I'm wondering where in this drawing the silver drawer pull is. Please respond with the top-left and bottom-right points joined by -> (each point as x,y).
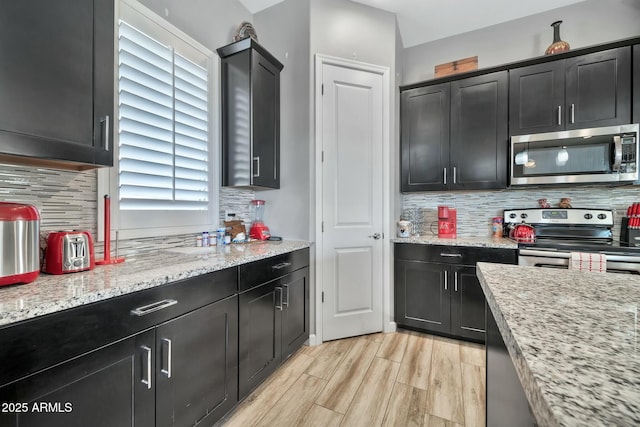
141,345 -> 152,389
131,299 -> 177,316
161,338 -> 172,378
283,284 -> 289,307
272,262 -> 292,270
440,253 -> 462,258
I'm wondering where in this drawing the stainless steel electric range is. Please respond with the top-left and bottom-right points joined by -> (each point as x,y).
503,208 -> 640,274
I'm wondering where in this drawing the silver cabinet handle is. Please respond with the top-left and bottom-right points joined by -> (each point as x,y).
570,103 -> 575,124
557,105 -> 562,125
141,345 -> 152,389
440,253 -> 462,258
272,262 -> 292,270
101,115 -> 110,151
443,167 -> 447,185
453,166 -> 457,184
275,286 -> 283,311
368,233 -> 382,240
444,273 -> 448,291
131,299 -> 177,316
253,156 -> 260,177
283,284 -> 289,307
161,338 -> 172,378
454,271 -> 458,292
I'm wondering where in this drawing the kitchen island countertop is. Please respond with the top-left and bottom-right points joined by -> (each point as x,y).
0,240 -> 311,327
392,235 -> 517,249
477,262 -> 640,426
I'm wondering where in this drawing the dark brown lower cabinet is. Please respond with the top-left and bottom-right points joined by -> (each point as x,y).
239,266 -> 309,399
0,330 -> 155,427
0,295 -> 238,427
156,295 -> 238,427
394,243 -> 517,343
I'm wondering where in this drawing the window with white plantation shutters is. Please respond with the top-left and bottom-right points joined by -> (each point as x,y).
118,21 -> 209,211
97,0 -> 217,239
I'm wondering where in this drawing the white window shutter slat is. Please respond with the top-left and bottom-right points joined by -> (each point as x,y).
118,19 -> 209,212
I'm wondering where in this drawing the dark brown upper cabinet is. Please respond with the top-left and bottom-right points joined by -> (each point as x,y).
218,39 -> 283,189
0,0 -> 114,170
401,71 -> 508,192
510,47 -> 631,136
401,83 -> 450,192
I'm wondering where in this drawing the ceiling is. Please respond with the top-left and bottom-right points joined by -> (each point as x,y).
238,0 -> 588,47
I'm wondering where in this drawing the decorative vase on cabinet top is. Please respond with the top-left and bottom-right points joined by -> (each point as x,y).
545,20 -> 570,55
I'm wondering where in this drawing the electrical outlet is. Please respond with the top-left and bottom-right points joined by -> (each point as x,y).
225,210 -> 237,220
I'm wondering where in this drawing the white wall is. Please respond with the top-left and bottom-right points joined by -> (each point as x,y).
403,0 -> 640,84
254,0 -> 311,241
138,0 -> 252,50
309,0 -> 399,236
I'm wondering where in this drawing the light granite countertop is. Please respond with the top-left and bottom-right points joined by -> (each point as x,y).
0,240 -> 311,328
392,235 -> 518,249
477,262 -> 640,427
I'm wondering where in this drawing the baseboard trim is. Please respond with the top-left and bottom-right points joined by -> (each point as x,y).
384,321 -> 397,333
308,334 -> 319,346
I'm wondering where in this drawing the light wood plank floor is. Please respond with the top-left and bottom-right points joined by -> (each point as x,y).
220,330 -> 485,427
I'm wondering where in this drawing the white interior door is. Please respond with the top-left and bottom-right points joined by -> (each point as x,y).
319,59 -> 385,341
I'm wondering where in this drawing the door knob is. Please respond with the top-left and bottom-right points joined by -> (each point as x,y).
368,233 -> 382,240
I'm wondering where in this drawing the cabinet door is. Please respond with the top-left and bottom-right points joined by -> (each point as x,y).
509,61 -> 565,135
156,296 -> 238,427
394,260 -> 450,334
635,45 -> 640,125
565,47 -> 631,130
0,0 -> 113,166
450,266 -> 485,342
239,281 -> 282,399
92,0 -> 115,166
282,267 -> 310,360
0,330 -> 155,427
450,71 -> 508,190
251,49 -> 280,189
400,84 -> 450,192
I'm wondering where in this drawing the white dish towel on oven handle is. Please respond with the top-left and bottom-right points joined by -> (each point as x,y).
569,252 -> 607,272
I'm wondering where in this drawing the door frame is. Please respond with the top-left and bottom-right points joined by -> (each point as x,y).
312,54 -> 394,345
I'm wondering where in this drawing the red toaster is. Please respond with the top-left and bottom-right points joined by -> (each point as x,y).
43,231 -> 95,275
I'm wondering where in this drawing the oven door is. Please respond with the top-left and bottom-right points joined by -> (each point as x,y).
510,124 -> 638,185
519,249 -> 640,274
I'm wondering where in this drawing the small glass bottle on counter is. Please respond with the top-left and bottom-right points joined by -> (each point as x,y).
492,217 -> 503,238
217,228 -> 226,244
202,231 -> 209,247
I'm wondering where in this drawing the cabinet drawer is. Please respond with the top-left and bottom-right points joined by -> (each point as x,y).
239,248 -> 310,292
395,243 -> 516,265
0,267 -> 237,386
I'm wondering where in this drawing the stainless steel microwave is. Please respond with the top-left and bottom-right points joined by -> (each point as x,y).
510,124 -> 639,186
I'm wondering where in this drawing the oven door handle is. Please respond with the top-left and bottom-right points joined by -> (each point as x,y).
519,249 -> 570,258
520,249 -> 640,264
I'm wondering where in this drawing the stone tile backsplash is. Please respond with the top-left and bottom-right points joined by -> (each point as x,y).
2,163 -> 638,254
0,164 -> 254,257
402,185 -> 640,240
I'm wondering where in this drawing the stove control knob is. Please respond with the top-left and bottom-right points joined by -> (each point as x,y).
509,213 -> 517,219
520,213 -> 528,219
597,213 -> 607,220
584,213 -> 593,220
